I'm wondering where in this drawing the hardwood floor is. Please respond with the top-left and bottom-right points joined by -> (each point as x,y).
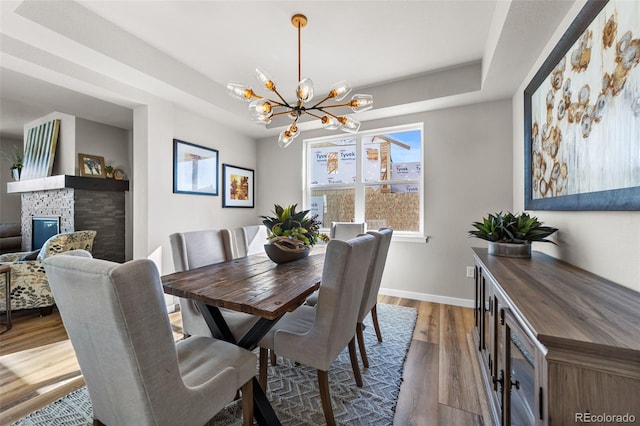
0,297 -> 486,425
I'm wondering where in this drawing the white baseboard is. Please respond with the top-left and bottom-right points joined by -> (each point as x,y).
379,287 -> 474,308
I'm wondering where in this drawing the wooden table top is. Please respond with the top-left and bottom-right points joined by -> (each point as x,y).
161,249 -> 325,320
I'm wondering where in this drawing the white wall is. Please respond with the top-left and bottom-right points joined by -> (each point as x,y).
0,136 -> 23,222
513,2 -> 640,292
132,102 -> 258,275
75,118 -> 130,177
257,99 -> 514,305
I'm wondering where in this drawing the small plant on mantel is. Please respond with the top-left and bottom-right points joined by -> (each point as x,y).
469,212 -> 558,257
1,145 -> 24,180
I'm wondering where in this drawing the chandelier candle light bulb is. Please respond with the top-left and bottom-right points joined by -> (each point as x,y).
226,13 -> 373,147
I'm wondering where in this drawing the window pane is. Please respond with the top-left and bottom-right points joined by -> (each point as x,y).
365,186 -> 420,232
309,138 -> 356,185
309,188 -> 355,228
363,129 -> 422,182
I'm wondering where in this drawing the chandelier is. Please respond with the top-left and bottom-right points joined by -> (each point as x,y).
226,14 -> 373,148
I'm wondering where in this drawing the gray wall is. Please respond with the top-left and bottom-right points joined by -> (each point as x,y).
0,136 -> 23,222
257,99 -> 513,304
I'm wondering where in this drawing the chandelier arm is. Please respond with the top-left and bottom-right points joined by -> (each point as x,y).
309,95 -> 334,109
270,87 -> 292,107
305,111 -> 324,120
319,109 -> 342,120
270,110 -> 296,118
311,102 -> 352,110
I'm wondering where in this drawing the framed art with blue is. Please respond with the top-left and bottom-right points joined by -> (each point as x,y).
173,139 -> 219,196
524,0 -> 640,211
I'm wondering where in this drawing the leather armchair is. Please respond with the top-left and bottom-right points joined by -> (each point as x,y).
0,230 -> 96,314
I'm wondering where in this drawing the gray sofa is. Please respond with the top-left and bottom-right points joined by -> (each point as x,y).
0,223 -> 22,255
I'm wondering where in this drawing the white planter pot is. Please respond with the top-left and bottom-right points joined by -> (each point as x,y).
11,168 -> 21,181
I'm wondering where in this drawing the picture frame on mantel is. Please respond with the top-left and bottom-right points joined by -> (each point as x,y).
524,0 -> 640,211
222,164 -> 254,208
173,139 -> 219,196
78,153 -> 106,178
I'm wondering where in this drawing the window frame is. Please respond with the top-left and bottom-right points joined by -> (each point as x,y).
303,122 -> 424,241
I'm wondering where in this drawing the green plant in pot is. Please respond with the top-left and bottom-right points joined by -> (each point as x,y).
469,211 -> 558,258
261,204 -> 329,263
1,145 -> 23,181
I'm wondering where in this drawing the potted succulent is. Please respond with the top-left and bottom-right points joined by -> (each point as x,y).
261,204 -> 329,263
469,211 -> 558,258
1,145 -> 23,181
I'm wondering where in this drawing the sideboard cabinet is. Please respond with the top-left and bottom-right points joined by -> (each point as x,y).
471,248 -> 640,425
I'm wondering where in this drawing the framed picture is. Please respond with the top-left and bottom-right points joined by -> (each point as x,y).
78,153 -> 106,178
173,139 -> 219,196
222,164 -> 254,208
524,0 -> 640,210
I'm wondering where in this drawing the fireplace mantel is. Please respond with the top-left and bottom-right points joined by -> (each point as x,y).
8,175 -> 129,193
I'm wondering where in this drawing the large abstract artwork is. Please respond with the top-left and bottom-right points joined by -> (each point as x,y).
524,0 -> 640,210
21,119 -> 60,180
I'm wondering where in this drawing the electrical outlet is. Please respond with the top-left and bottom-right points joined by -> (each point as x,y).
466,266 -> 475,278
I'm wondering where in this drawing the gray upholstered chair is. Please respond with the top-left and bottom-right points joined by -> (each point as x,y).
169,230 -> 258,340
258,234 -> 376,426
43,250 -> 256,426
242,224 -> 268,256
329,221 -> 365,241
356,228 -> 393,368
222,225 -> 268,259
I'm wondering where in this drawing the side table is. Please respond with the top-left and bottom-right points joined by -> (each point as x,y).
0,264 -> 11,333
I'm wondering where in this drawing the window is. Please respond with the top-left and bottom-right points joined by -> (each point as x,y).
305,123 -> 423,237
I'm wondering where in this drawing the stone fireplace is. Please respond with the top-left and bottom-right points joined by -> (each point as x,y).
9,175 -> 129,262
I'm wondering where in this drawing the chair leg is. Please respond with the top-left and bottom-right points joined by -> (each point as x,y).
348,338 -> 363,387
241,379 -> 254,426
93,419 -> 106,426
317,369 -> 336,426
270,349 -> 277,365
259,347 -> 268,391
371,304 -> 383,342
356,322 -> 369,368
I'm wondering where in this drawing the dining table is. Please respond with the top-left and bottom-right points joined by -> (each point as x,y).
161,247 -> 325,426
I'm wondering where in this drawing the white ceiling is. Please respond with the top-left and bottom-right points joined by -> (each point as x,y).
0,0 -> 576,140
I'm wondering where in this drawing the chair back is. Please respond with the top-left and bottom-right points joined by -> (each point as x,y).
221,225 -> 268,259
243,225 -> 268,256
329,222 -> 365,241
37,230 -> 97,261
278,234 -> 375,370
358,228 -> 393,321
169,229 -> 230,271
43,251 -> 183,425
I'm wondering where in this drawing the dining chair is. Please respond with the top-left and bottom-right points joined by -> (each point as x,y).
169,230 -> 258,340
242,224 -> 268,256
356,228 -> 393,368
43,250 -> 256,426
258,234 -> 376,426
329,221 -> 366,241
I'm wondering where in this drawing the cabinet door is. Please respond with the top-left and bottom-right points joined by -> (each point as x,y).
504,308 -> 538,426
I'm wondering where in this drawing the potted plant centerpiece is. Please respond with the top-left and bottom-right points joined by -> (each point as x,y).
1,145 -> 23,181
261,204 -> 329,263
469,211 -> 558,258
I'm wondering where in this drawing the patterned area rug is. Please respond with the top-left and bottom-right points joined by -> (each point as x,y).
12,303 -> 416,426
